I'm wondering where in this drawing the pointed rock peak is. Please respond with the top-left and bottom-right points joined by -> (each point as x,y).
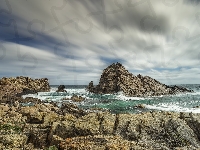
137,74 -> 143,78
87,63 -> 193,96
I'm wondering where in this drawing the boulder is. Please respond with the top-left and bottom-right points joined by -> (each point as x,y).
87,63 -> 193,97
134,104 -> 146,109
56,103 -> 87,117
71,94 -> 85,102
88,81 -> 95,93
56,85 -> 66,92
20,106 -> 44,124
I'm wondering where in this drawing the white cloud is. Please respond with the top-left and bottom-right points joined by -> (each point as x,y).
1,0 -> 200,84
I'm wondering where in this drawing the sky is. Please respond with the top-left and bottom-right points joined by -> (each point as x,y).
0,0 -> 200,85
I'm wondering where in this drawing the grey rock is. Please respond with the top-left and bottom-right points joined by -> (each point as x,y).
56,85 -> 66,92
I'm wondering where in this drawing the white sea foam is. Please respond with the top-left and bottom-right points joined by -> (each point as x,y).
145,104 -> 200,113
21,85 -> 200,114
115,94 -> 149,101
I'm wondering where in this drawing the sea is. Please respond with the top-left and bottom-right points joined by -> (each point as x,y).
22,84 -> 200,114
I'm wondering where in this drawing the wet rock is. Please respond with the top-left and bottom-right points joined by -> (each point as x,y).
56,85 -> 66,92
71,94 -> 85,102
0,76 -> 50,102
193,105 -> 200,108
134,104 -> 146,109
62,95 -> 85,102
88,81 -> 95,93
17,97 -> 42,104
87,63 -> 193,97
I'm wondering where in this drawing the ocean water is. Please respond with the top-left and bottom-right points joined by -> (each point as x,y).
22,84 -> 200,114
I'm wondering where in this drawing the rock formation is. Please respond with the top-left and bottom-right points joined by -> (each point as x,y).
1,101 -> 200,149
0,76 -> 50,102
87,63 -> 193,97
56,85 -> 66,92
62,95 -> 85,102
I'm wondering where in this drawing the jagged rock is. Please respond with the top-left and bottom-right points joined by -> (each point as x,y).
1,102 -> 200,149
56,103 -> 87,118
58,111 -> 200,149
17,97 -> 42,104
74,113 -> 100,136
88,81 -> 95,93
87,63 -> 193,97
56,85 -> 66,92
0,76 -> 50,101
48,114 -> 77,146
20,106 -> 44,124
25,124 -> 50,148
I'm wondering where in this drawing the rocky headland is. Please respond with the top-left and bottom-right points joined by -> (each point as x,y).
0,76 -> 199,149
87,62 -> 193,97
0,76 -> 50,103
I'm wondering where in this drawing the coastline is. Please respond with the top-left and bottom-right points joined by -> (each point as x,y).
0,76 -> 200,149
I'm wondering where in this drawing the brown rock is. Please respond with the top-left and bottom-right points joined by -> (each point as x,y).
0,76 -> 50,103
71,94 -> 85,102
87,63 -> 193,97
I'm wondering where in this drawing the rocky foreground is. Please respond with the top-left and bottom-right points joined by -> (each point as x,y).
87,63 -> 193,97
1,102 -> 200,150
0,76 -> 200,149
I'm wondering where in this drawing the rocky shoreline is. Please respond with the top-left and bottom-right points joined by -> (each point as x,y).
1,101 -> 200,149
87,63 -> 193,97
0,76 -> 50,104
0,76 -> 200,149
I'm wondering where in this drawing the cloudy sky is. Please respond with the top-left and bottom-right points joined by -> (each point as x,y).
0,0 -> 200,85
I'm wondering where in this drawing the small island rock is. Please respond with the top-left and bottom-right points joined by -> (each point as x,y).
56,85 -> 66,92
87,63 -> 193,97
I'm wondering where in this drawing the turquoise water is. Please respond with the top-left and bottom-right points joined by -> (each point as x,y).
23,84 -> 200,114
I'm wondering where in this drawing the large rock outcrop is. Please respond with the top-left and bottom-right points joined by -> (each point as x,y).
0,76 -> 50,101
87,63 -> 192,97
54,111 -> 200,150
